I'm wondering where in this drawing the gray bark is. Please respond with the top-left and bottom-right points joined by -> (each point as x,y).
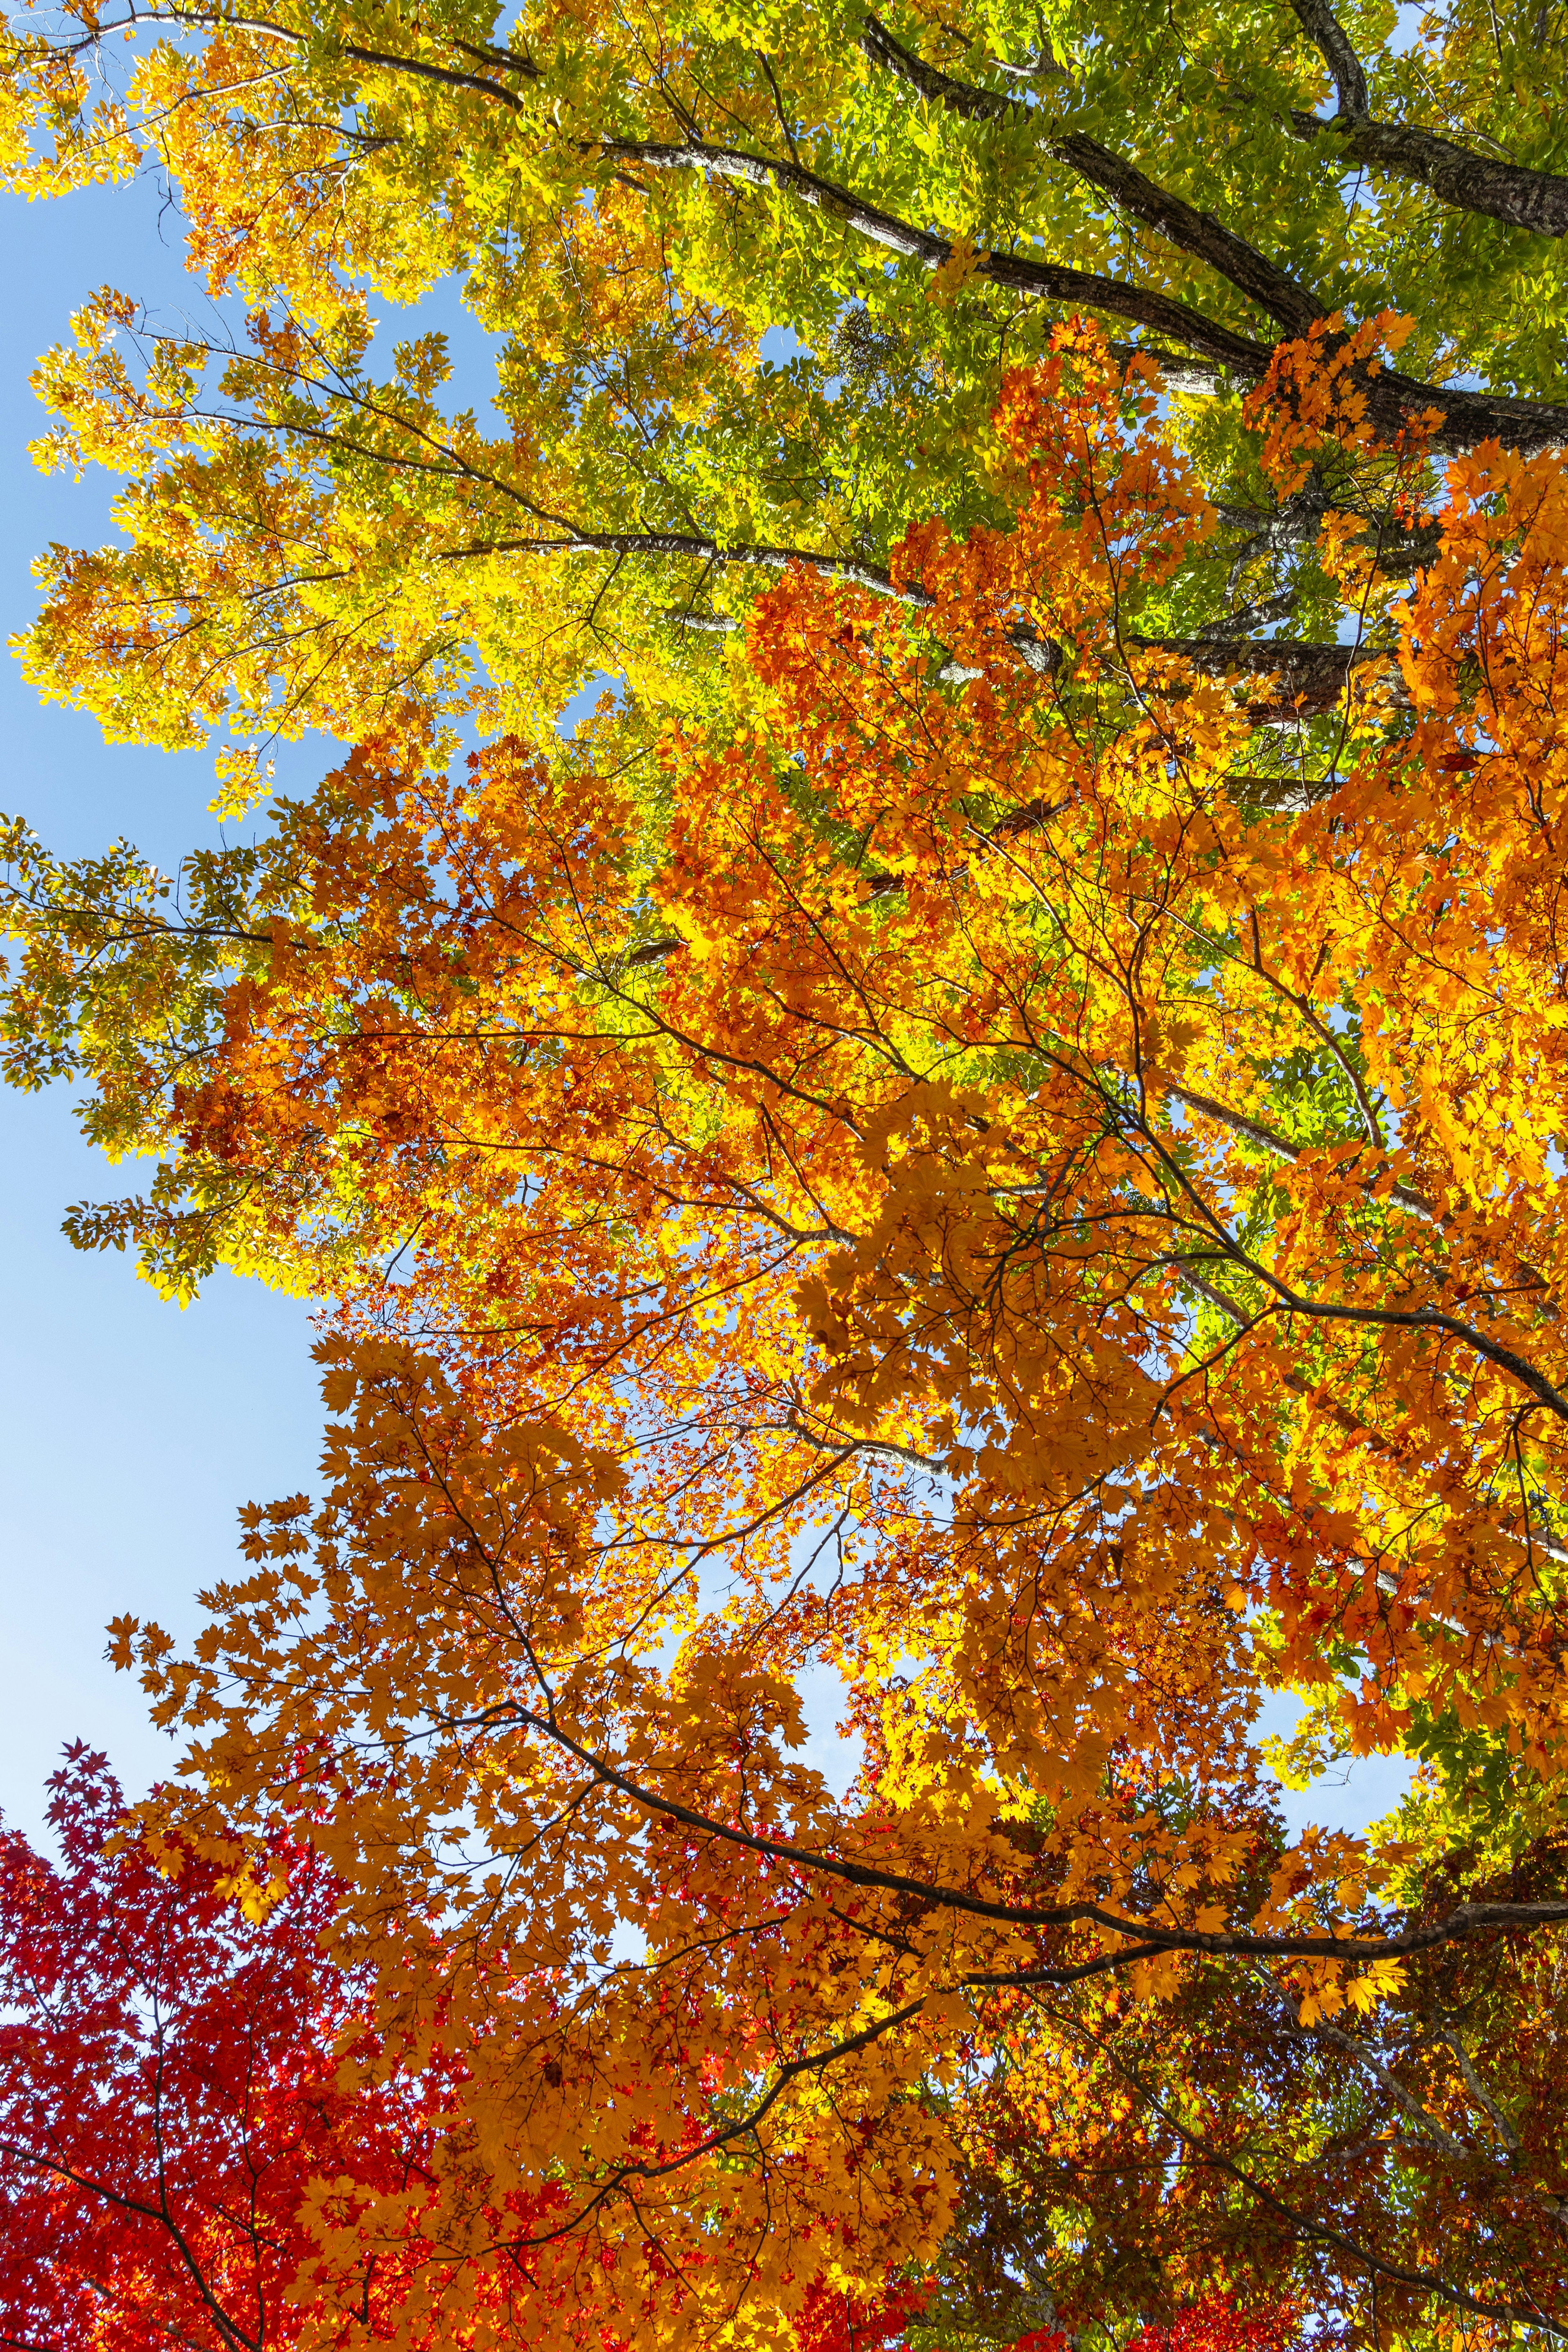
1302,111 -> 1568,238
1288,0 -> 1568,236
862,12 -> 1324,334
600,136 -> 1276,377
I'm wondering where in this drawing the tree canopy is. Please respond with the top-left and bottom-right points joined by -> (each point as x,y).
5,0 -> 1568,2343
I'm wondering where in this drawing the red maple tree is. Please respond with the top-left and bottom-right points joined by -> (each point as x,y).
0,1744 -> 430,2352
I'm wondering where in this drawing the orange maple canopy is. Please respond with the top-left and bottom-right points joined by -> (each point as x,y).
7,326 -> 1568,2339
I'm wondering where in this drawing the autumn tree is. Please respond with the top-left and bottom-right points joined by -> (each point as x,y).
1,324 -> 1565,2339
6,0 -> 1568,2341
0,1744 -> 437,2350
5,0 -> 1568,766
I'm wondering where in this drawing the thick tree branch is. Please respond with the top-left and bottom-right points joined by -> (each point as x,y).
599,135 -> 1276,377
600,133 -> 1568,452
1286,0 -> 1370,118
1299,110 -> 1568,238
1126,633 -> 1392,716
861,12 -> 1323,336
659,586 -> 1386,715
1287,0 -> 1568,236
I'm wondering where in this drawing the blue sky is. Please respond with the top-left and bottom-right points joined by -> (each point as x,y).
0,174 -> 327,1846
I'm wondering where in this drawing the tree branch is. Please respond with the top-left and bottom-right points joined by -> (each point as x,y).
860,11 -> 1323,335
1287,0 -> 1370,119
600,132 -> 1568,451
1287,0 -> 1568,236
505,1703 -> 1568,1966
598,135 -> 1276,377
1044,1997 -> 1568,2336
